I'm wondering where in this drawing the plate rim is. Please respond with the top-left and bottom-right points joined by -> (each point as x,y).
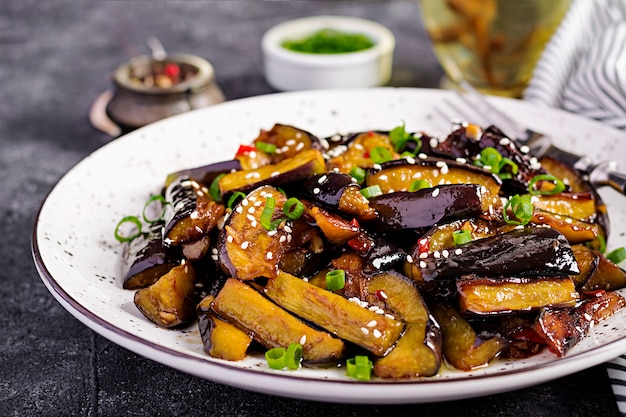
31,87 -> 626,404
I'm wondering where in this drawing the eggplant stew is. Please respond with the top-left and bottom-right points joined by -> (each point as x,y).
115,122 -> 626,380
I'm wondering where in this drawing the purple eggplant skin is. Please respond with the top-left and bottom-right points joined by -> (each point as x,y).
295,172 -> 358,210
122,223 -> 181,290
367,184 -> 484,231
164,159 -> 242,188
408,227 -> 579,283
163,176 -> 198,244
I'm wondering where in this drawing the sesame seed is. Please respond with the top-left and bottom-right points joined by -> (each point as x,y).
429,138 -> 439,148
368,305 -> 379,312
419,261 -> 427,268
250,220 -> 257,228
378,290 -> 388,300
520,145 -> 530,153
367,320 -> 377,327
212,248 -> 218,254
241,241 -> 249,249
373,329 -> 382,338
190,210 -> 200,219
419,252 -> 428,259
295,142 -> 305,151
375,309 -> 385,315
432,188 -> 440,197
385,314 -> 395,320
434,251 -> 441,259
499,138 -> 511,146
266,252 -> 273,260
418,153 -> 428,159
406,254 -> 414,263
360,327 -> 370,335
378,174 -> 388,181
456,157 -> 467,164
283,225 -> 293,233
405,156 -> 416,164
286,139 -> 296,146
455,248 -> 463,255
227,235 -> 233,243
373,164 -> 382,170
254,200 -> 262,207
299,335 -> 307,345
442,249 -> 449,258
287,234 -> 292,243
279,235 -> 287,243
270,171 -> 280,178
241,199 -> 249,206
194,226 -> 203,233
267,230 -> 278,236
211,255 -> 218,261
247,207 -> 255,214
246,214 -> 255,222
313,187 -> 320,194
318,175 -> 327,184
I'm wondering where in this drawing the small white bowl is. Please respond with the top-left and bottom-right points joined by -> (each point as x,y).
262,15 -> 395,91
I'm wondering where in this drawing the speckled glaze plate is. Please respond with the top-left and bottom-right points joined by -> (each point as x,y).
32,88 -> 626,404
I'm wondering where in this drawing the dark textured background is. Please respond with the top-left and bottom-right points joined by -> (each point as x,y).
1,1 -> 621,416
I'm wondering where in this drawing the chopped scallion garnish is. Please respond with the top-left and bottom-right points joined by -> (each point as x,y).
360,185 -> 382,199
528,174 -> 566,195
607,247 -> 626,265
409,179 -> 431,192
503,194 -> 533,225
255,141 -> 277,154
265,347 -> 287,370
209,174 -> 225,203
261,197 -> 277,230
452,229 -> 472,245
474,147 -> 519,179
349,166 -> 366,184
285,343 -> 303,370
227,191 -> 246,209
114,215 -> 142,243
346,355 -> 373,381
283,197 -> 304,220
370,146 -> 393,164
142,194 -> 168,224
326,269 -> 346,291
389,122 -> 421,154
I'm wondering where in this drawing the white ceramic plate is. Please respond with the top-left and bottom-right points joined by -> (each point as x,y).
33,88 -> 626,404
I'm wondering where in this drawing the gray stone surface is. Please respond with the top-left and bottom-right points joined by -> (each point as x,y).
0,1 -> 620,416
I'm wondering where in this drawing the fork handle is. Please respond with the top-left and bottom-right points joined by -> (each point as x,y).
605,171 -> 626,195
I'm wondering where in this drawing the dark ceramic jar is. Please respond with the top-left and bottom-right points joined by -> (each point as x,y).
106,53 -> 224,132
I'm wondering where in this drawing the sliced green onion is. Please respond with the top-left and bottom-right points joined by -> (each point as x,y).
503,194 -> 534,225
346,355 -> 373,381
283,197 -> 304,220
326,269 -> 346,291
389,122 -> 421,154
500,157 -> 519,175
360,185 -> 382,199
607,247 -> 626,265
209,173 -> 225,203
477,147 -> 502,169
586,234 -> 607,254
142,194 -> 167,223
370,146 -> 393,164
349,166 -> 366,184
114,215 -> 142,243
528,174 -> 566,195
265,347 -> 287,370
255,141 -> 277,154
227,191 -> 246,209
261,197 -> 277,230
409,179 -> 431,192
452,229 -> 472,245
285,343 -> 303,370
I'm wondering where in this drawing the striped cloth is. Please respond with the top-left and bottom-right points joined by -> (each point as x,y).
607,355 -> 626,416
524,0 -> 626,130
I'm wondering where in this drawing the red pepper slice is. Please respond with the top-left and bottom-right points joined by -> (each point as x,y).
235,144 -> 256,157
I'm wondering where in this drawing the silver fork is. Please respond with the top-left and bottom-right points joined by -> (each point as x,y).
433,80 -> 626,195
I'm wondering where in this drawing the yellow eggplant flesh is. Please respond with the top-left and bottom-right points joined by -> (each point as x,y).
327,131 -> 397,173
212,278 -> 346,363
303,201 -> 360,245
218,149 -> 327,197
133,263 -> 197,328
579,249 -> 626,292
457,276 -> 579,315
373,321 -> 441,378
197,295 -> 252,361
531,193 -> 598,223
533,291 -> 626,356
430,301 -> 506,371
531,210 -> 602,245
264,271 -> 404,356
219,186 -> 316,280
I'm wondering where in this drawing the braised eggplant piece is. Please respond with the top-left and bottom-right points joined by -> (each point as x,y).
485,316 -> 546,359
218,149 -> 327,198
366,157 -> 502,210
165,159 -> 241,188
367,184 -> 486,231
420,218 -> 514,254
237,124 -> 323,170
263,271 -> 404,356
531,210 -> 604,245
405,227 -> 579,283
218,186 -> 317,280
577,247 -> 626,292
540,155 -> 590,193
163,176 -> 225,246
532,192 -> 599,223
365,271 -> 442,378
122,223 -> 180,290
134,262 -> 197,328
301,199 -> 360,245
327,131 -> 397,173
532,290 -> 626,356
570,244 -> 600,288
212,278 -> 346,363
197,295 -> 252,361
457,276 -> 579,315
430,301 -> 506,370
432,124 -> 547,194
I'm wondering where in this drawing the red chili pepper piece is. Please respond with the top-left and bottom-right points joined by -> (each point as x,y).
235,144 -> 256,157
417,238 -> 429,255
164,63 -> 181,79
